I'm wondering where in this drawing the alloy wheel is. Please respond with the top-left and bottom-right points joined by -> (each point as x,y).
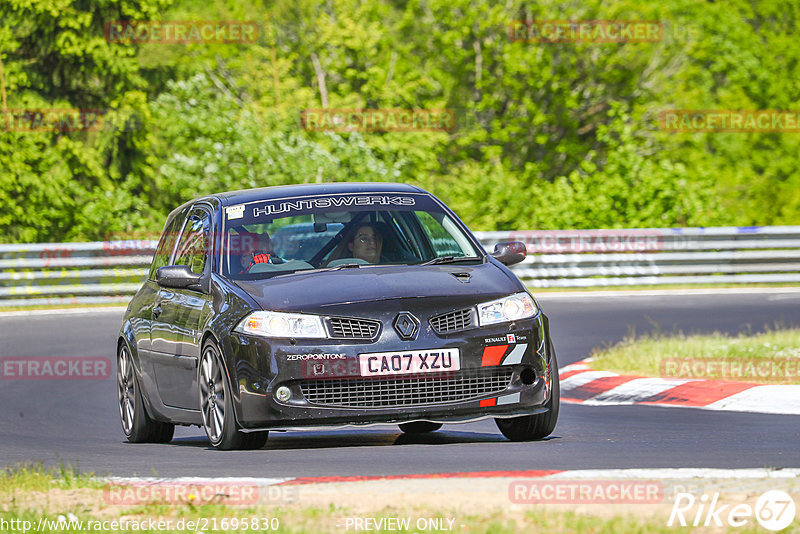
199,347 -> 226,444
117,346 -> 135,435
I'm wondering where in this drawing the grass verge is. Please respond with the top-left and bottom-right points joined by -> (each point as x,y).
0,507 -> 701,534
589,328 -> 800,383
2,464 -> 798,533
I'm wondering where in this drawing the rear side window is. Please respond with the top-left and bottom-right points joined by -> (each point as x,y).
148,215 -> 183,280
173,208 -> 212,274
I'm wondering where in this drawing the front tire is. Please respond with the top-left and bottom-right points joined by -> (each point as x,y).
399,421 -> 443,434
199,339 -> 267,450
117,344 -> 174,443
495,343 -> 560,441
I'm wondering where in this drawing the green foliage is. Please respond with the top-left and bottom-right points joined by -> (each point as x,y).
147,73 -> 405,214
1,0 -> 800,242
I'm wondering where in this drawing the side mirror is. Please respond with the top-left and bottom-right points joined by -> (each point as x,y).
156,265 -> 208,292
491,241 -> 527,266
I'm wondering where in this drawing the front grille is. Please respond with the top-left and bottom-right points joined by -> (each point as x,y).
327,317 -> 380,339
299,367 -> 513,408
429,308 -> 473,334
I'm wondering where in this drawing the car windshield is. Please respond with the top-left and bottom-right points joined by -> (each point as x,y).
222,193 -> 482,279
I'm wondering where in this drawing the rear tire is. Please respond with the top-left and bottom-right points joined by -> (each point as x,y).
399,421 -> 442,434
117,343 -> 174,443
495,344 -> 560,441
199,339 -> 268,450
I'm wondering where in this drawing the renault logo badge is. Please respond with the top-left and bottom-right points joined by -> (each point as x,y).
393,312 -> 419,340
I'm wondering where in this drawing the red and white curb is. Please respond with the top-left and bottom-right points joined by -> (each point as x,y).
276,468 -> 800,484
559,360 -> 800,415
104,468 -> 800,486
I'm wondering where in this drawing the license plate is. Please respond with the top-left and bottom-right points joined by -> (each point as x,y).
358,348 -> 461,377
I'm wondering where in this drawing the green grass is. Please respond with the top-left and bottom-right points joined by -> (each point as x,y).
0,502 -> 706,534
1,501 -> 787,533
590,328 -> 800,383
0,461 -> 102,494
0,508 -> 684,534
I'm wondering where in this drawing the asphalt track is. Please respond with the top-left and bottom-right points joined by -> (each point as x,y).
0,290 -> 798,478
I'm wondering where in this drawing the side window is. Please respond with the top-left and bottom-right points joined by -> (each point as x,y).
416,211 -> 464,256
148,215 -> 183,280
173,208 -> 211,274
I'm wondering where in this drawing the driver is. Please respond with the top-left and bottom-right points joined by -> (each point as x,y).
347,223 -> 383,264
235,231 -> 283,273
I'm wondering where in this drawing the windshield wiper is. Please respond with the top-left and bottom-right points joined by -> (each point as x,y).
420,256 -> 481,266
314,262 -> 364,272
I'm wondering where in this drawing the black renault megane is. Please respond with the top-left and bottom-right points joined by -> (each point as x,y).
117,182 -> 559,449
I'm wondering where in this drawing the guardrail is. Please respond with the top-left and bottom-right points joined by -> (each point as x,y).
479,226 -> 800,288
0,240 -> 157,307
1,226 -> 799,306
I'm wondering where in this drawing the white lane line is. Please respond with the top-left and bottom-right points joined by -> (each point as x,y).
4,286 -> 798,317
103,469 -> 800,484
105,476 -> 293,485
584,377 -> 692,405
536,287 -> 800,299
0,306 -> 127,317
705,385 -> 800,415
545,468 -> 800,479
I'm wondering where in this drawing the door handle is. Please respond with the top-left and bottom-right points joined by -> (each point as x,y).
152,305 -> 162,319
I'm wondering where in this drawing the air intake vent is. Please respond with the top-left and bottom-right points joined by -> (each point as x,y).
429,308 -> 473,334
299,368 -> 513,408
327,317 -> 380,339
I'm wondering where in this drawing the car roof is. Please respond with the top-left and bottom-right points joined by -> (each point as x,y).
196,182 -> 428,208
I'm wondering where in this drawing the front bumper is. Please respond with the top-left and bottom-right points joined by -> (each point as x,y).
223,309 -> 553,430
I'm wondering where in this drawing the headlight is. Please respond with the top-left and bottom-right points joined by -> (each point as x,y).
477,292 -> 538,326
234,311 -> 327,339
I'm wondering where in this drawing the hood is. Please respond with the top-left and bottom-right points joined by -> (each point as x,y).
234,261 -> 522,313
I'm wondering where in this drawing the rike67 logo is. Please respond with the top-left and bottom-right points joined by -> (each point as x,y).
669,490 -> 796,531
